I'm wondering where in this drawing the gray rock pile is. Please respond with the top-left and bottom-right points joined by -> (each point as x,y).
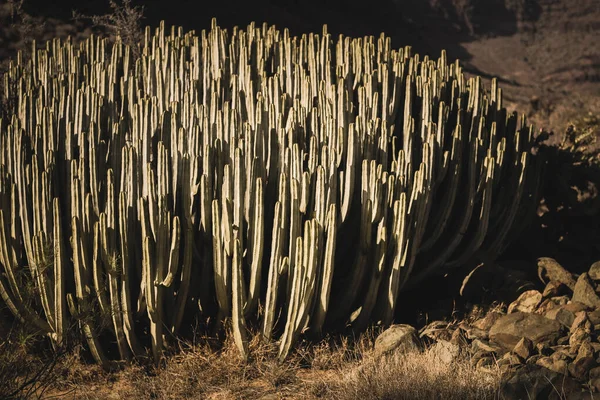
375,257 -> 600,399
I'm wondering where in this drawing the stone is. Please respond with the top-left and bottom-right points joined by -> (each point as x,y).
589,261 -> 600,281
569,328 -> 592,347
497,352 -> 522,373
588,309 -> 600,325
553,296 -> 571,306
500,364 -> 579,399
557,335 -> 570,346
551,348 -> 575,363
430,340 -> 460,365
545,302 -> 589,329
489,312 -> 562,350
572,273 -> 600,309
542,281 -> 569,298
550,345 -> 577,360
570,311 -> 590,333
507,290 -> 543,314
462,325 -> 488,341
472,310 -> 503,331
374,324 -> 421,357
536,356 -> 568,375
450,328 -> 468,348
419,321 -> 453,342
526,354 -> 544,365
513,337 -> 534,360
536,298 -> 560,315
536,342 -> 553,356
471,339 -> 503,354
568,342 -> 596,380
537,257 -> 576,290
590,367 -> 600,391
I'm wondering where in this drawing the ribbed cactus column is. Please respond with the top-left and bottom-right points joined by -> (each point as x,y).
0,18 -> 543,365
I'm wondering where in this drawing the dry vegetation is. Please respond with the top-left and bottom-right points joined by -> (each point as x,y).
0,319 -> 504,400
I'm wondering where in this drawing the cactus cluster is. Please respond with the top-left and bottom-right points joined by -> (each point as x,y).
0,19 -> 542,365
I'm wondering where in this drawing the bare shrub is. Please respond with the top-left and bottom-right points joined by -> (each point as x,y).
72,0 -> 144,58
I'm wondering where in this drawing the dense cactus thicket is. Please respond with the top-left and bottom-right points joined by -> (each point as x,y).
0,19 -> 542,366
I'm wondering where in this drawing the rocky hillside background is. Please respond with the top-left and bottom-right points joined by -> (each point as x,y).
2,0 -> 599,134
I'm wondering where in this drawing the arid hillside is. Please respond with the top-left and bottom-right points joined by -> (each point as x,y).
2,0 -> 599,133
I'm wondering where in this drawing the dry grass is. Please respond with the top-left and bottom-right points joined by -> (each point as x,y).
329,346 -> 501,400
6,325 -> 501,400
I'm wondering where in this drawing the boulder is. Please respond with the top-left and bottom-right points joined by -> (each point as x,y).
537,258 -> 576,290
489,312 -> 562,350
507,290 -> 543,314
572,273 -> 600,309
374,324 -> 421,357
430,340 -> 461,365
588,261 -> 600,281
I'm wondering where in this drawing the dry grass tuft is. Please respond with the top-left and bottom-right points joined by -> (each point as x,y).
330,346 -> 502,400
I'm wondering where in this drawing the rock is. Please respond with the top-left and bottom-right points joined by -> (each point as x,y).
461,324 -> 489,340
489,312 -> 562,350
590,367 -> 600,391
508,290 -> 543,314
553,296 -> 571,306
550,345 -> 577,360
551,347 -> 575,363
472,310 -> 503,331
537,257 -> 576,290
542,281 -> 569,298
545,302 -> 588,328
497,352 -> 522,373
557,335 -> 570,346
587,309 -> 600,325
536,342 -> 553,356
374,324 -> 421,357
500,365 -> 579,400
589,261 -> 600,281
419,321 -> 453,342
572,273 -> 600,309
430,340 -> 460,365
546,307 -> 576,328
568,342 -> 596,380
450,328 -> 468,347
570,311 -> 590,333
471,339 -> 502,354
513,337 -> 534,360
536,298 -> 560,315
536,356 -> 568,375
569,328 -> 592,347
